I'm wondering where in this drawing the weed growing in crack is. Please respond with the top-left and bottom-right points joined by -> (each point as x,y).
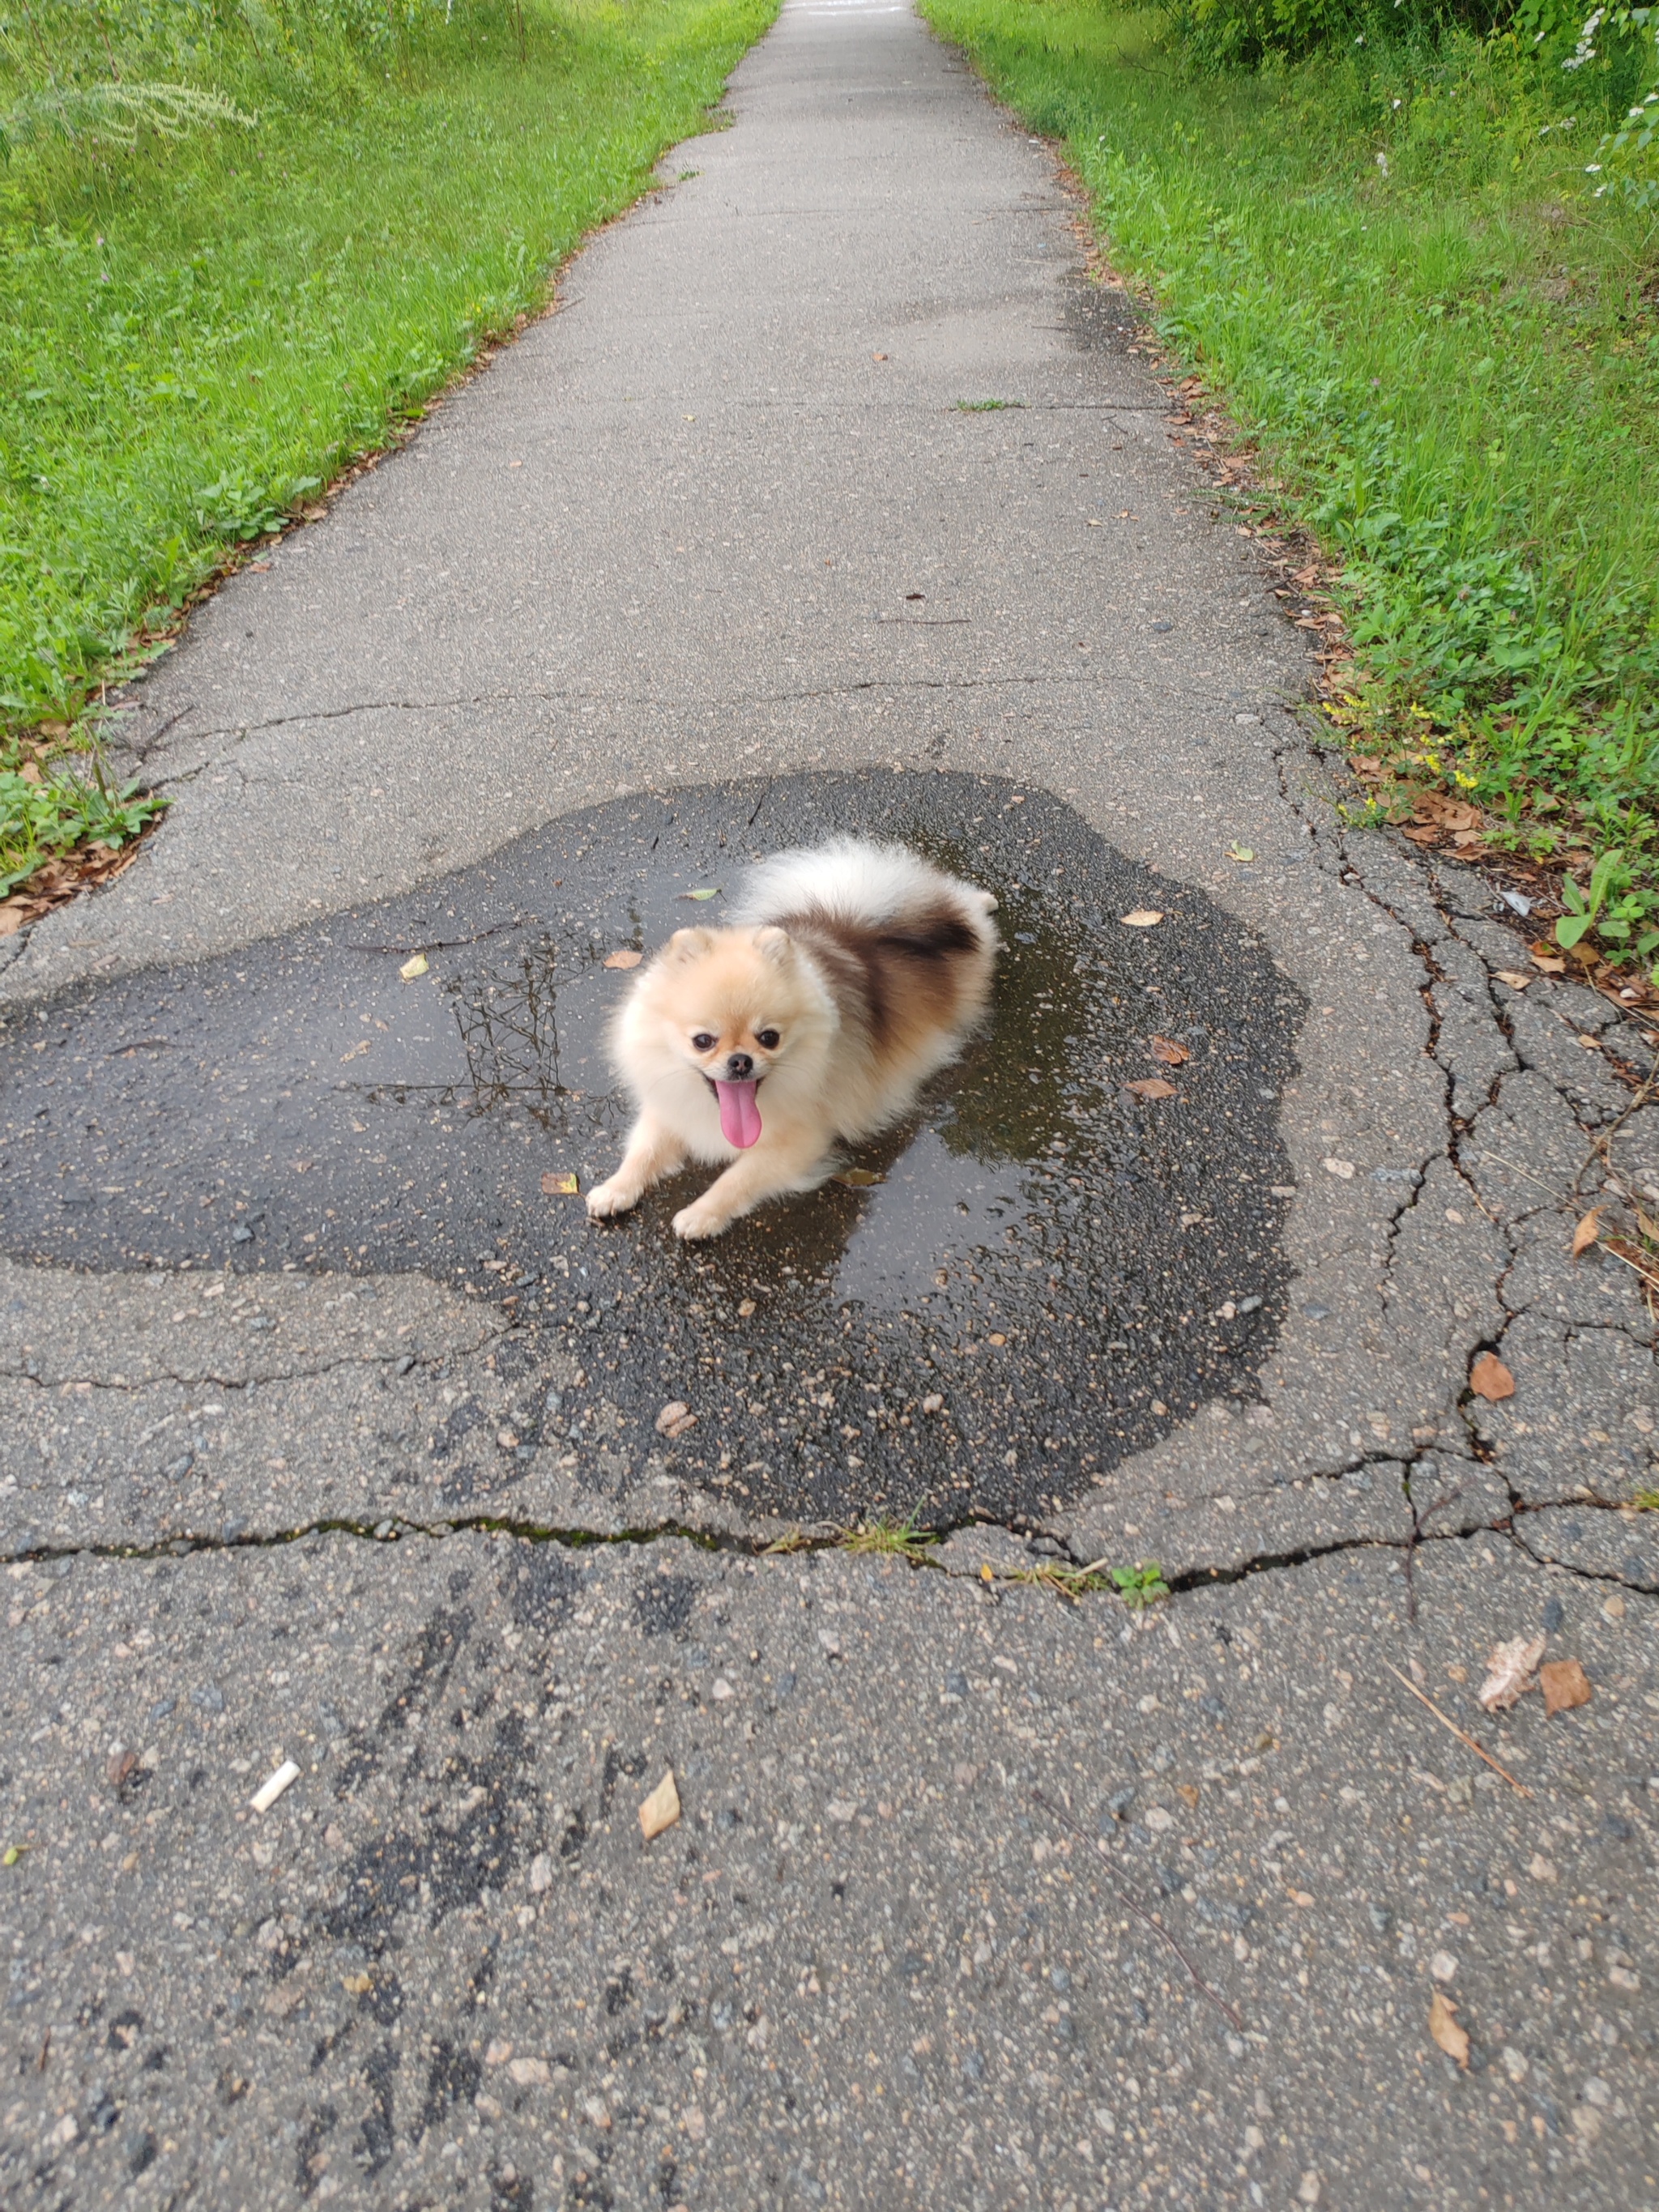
840,1514 -> 941,1562
1111,1560 -> 1171,1609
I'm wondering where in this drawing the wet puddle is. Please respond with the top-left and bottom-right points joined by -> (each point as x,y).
0,772 -> 1303,1522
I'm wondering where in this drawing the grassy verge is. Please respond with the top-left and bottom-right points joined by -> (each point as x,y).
0,0 -> 775,919
922,0 -> 1659,970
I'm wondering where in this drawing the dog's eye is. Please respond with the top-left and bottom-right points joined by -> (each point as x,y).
756,1029 -> 781,1050
691,1032 -> 716,1053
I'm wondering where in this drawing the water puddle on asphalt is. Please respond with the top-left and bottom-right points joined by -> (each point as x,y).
0,771 -> 1304,1523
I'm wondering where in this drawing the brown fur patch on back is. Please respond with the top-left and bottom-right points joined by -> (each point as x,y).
776,897 -> 987,1055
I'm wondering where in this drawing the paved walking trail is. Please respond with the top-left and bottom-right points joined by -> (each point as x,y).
0,5 -> 1653,2206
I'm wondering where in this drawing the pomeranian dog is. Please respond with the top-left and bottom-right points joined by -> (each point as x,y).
586,837 -> 999,1240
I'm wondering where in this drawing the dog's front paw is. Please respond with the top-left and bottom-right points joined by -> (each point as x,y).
586,1176 -> 642,1221
672,1197 -> 733,1242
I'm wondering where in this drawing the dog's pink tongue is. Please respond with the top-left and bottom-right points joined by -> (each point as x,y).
714,1080 -> 762,1149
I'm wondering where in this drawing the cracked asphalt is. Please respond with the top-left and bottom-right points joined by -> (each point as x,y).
0,2 -> 1655,2205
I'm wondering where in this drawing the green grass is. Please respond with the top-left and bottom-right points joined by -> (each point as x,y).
0,0 -> 776,742
923,0 -> 1659,961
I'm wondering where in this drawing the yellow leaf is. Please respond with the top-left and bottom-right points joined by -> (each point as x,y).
1429,1991 -> 1469,2069
639,1770 -> 681,1840
399,953 -> 429,980
541,1171 -> 578,1196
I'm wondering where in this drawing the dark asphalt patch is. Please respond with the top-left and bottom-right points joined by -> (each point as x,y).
0,772 -> 1303,1523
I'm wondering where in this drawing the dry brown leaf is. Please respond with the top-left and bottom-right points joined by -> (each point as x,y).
1150,1036 -> 1192,1066
1429,1991 -> 1470,2069
1401,824 -> 1440,846
1120,909 -> 1163,928
1540,1658 -> 1593,1716
1125,1077 -> 1177,1100
1494,970 -> 1532,991
1478,1634 -> 1546,1711
1638,1207 -> 1659,1243
603,948 -> 642,970
638,1770 -> 681,1841
1529,945 -> 1567,975
541,1171 -> 578,1196
834,1168 -> 884,1187
0,903 -> 28,940
1571,1208 -> 1603,1259
1469,1353 -> 1515,1402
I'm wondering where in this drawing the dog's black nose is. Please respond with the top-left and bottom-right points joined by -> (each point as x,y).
725,1052 -> 754,1080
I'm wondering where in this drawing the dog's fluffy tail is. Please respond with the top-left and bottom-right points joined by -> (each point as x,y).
731,835 -> 997,943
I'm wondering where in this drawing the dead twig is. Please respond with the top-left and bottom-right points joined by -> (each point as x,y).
1030,1788 -> 1246,2032
1381,1663 -> 1532,1797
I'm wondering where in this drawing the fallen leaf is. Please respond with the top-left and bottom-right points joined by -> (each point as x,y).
1469,1353 -> 1515,1402
1429,1992 -> 1470,2069
655,1400 -> 697,1439
1571,1208 -> 1602,1259
106,1750 -> 136,1789
1539,1658 -> 1593,1716
399,953 -> 429,981
639,1770 -> 681,1840
1,1844 -> 24,1867
1529,947 -> 1566,975
834,1168 -> 884,1187
0,903 -> 28,939
1120,909 -> 1163,928
1639,1207 -> 1659,1243
1494,970 -> 1532,991
1124,1077 -> 1177,1100
1150,1036 -> 1191,1066
680,888 -> 720,901
541,1170 -> 579,1196
603,948 -> 642,969
339,1039 -> 369,1061
1477,1634 -> 1546,1711
1226,844 -> 1256,863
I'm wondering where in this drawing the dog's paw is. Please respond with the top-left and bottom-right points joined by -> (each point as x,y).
586,1177 -> 641,1221
672,1198 -> 732,1241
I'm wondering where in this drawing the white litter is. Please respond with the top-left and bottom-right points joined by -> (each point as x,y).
250,1760 -> 300,1813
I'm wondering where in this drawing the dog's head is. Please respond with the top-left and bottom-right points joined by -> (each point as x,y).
629,925 -> 825,1147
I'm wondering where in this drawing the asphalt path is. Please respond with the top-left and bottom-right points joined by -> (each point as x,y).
0,2 -> 1654,2204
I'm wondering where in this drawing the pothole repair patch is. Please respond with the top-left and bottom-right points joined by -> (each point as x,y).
0,771 -> 1304,1523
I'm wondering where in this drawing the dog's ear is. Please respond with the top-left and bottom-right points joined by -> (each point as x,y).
665,927 -> 714,961
753,925 -> 793,965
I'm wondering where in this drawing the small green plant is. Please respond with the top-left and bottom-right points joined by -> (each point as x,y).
955,397 -> 1024,410
1009,1559 -> 1112,1601
841,1513 -> 940,1560
0,765 -> 167,898
1110,1560 -> 1171,1609
1634,1488 -> 1659,1511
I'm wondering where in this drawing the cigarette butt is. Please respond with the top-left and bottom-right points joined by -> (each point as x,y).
250,1760 -> 300,1813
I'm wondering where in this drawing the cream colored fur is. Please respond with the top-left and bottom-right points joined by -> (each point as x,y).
586,837 -> 996,1239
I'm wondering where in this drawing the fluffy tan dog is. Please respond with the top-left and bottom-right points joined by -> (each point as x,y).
586,837 -> 998,1239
